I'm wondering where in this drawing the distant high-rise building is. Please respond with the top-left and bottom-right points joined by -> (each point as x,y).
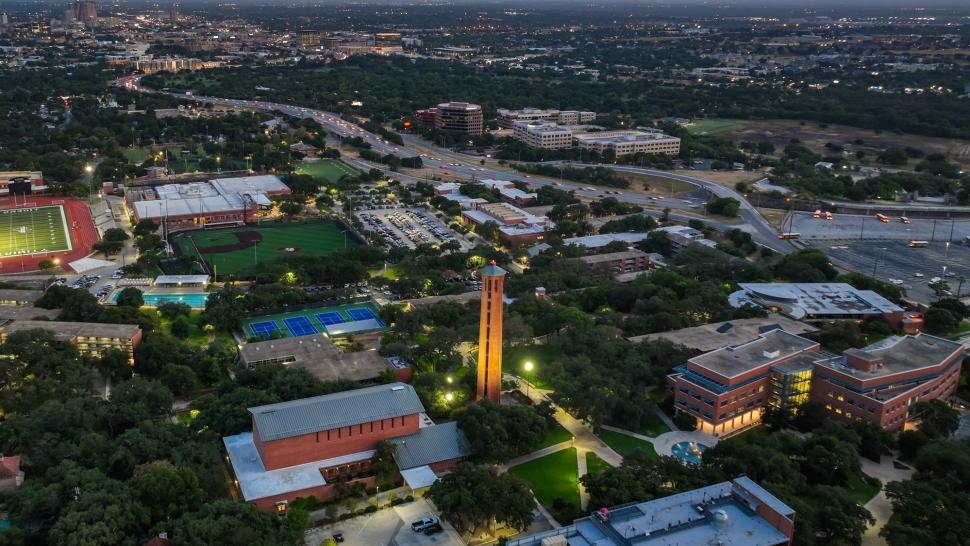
0,12 -> 9,26
73,0 -> 97,26
169,2 -> 179,24
476,262 -> 506,403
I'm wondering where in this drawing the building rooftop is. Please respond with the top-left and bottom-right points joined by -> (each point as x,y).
249,382 -> 425,442
154,274 -> 209,285
689,329 -> 819,379
0,306 -> 61,321
0,289 -> 44,305
629,317 -> 818,352
575,130 -> 680,145
816,333 -> 963,382
223,432 -> 373,501
0,319 -> 141,340
508,477 -> 794,546
735,283 -> 904,319
240,334 -> 393,383
389,421 -> 472,470
579,249 -> 649,265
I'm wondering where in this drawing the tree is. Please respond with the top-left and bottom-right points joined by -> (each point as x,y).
93,239 -> 123,258
157,301 -> 191,321
427,463 -> 534,535
455,401 -> 551,462
169,500 -> 298,546
170,316 -> 191,339
129,461 -> 204,522
133,219 -> 159,238
923,307 -> 957,335
279,201 -> 303,219
928,279 -> 951,300
115,287 -> 144,308
39,259 -> 56,273
102,228 -> 130,243
475,220 -> 501,242
705,197 -> 740,217
93,349 -> 133,381
160,364 -> 198,396
914,400 -> 959,439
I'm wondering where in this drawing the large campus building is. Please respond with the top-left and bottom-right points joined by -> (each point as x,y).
223,383 -> 470,511
461,202 -> 554,245
496,108 -> 597,128
512,120 -> 574,150
575,130 -> 681,156
508,476 -> 795,546
0,319 -> 142,363
668,329 -> 963,435
416,102 -> 483,135
126,175 -> 291,233
731,283 -> 905,326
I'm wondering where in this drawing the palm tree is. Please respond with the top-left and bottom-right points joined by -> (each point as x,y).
957,275 -> 966,298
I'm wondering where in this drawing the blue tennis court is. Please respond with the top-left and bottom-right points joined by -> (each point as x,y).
250,321 -> 280,338
347,308 -> 378,321
283,316 -> 317,336
315,311 -> 346,326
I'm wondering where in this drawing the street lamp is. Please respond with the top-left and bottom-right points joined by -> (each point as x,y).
444,392 -> 454,403
84,164 -> 93,174
523,361 -> 535,398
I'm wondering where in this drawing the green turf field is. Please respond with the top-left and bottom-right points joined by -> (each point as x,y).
240,301 -> 385,340
171,220 -> 354,276
687,118 -> 743,135
295,160 -> 360,182
0,205 -> 71,257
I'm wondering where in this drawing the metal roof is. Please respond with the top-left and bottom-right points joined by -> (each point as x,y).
249,382 -> 425,442
389,421 -> 471,470
480,264 -> 507,277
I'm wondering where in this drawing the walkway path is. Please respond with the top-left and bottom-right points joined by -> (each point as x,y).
499,440 -> 573,471
861,455 -> 914,546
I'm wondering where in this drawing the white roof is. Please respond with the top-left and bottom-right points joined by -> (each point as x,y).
68,257 -> 115,273
155,275 -> 209,284
400,465 -> 439,490
209,175 -> 289,195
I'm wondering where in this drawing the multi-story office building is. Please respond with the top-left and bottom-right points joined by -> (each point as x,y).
575,130 -> 681,156
512,120 -> 574,150
668,329 -> 964,436
508,476 -> 796,546
496,108 -> 596,129
578,249 -> 652,278
416,102 -> 483,135
811,334 -> 963,431
223,383 -> 470,511
0,320 -> 142,363
461,202 -> 554,245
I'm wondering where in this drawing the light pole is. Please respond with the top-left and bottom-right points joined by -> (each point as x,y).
523,361 -> 534,399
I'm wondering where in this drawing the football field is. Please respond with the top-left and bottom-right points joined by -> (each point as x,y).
295,159 -> 360,182
0,205 -> 71,257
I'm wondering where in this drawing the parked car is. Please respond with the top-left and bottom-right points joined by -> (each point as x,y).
423,524 -> 443,535
411,516 -> 440,532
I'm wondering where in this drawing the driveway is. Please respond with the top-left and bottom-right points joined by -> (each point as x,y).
305,498 -> 464,546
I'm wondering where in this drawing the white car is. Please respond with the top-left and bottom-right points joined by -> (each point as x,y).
914,273 -> 924,278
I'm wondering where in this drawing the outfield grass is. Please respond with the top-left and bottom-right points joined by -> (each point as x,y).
509,448 -> 581,522
598,430 -> 659,461
585,452 -> 611,476
296,159 -> 360,182
0,205 -> 70,257
688,118 -> 744,135
171,220 -> 353,276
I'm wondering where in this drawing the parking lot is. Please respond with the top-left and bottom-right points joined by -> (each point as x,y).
304,498 -> 464,546
358,208 -> 471,251
789,211 -> 970,242
806,239 -> 970,303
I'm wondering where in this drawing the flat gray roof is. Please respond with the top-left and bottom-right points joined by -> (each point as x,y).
629,317 -> 817,352
240,334 -> 391,383
0,306 -> 60,321
0,289 -> 44,304
737,283 -> 904,318
689,329 -> 819,378
250,383 -> 425,442
154,275 -> 209,285
0,319 -> 140,340
817,333 -> 963,381
579,249 -> 649,265
389,421 -> 471,470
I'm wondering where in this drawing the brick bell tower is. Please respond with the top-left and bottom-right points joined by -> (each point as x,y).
476,261 -> 506,403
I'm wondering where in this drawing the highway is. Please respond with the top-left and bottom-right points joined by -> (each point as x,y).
117,74 -> 792,252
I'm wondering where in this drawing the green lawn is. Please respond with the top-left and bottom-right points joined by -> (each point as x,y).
688,118 -> 744,135
634,413 -> 672,437
0,205 -> 70,257
585,452 -> 611,476
123,147 -> 150,164
847,474 -> 881,505
598,430 -> 659,461
171,220 -> 354,276
509,448 -> 581,523
536,423 -> 573,450
503,344 -> 559,390
295,159 -> 360,182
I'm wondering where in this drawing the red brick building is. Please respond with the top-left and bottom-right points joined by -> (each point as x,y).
668,329 -> 964,436
811,334 -> 963,431
224,383 -> 470,511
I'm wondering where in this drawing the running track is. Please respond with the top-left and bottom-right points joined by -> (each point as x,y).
0,197 -> 99,273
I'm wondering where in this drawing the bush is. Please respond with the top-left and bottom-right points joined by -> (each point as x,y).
673,412 -> 697,431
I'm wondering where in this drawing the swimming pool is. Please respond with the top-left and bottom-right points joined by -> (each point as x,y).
115,292 -> 209,308
671,441 -> 709,465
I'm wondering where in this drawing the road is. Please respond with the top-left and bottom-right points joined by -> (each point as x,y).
117,75 -> 791,252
